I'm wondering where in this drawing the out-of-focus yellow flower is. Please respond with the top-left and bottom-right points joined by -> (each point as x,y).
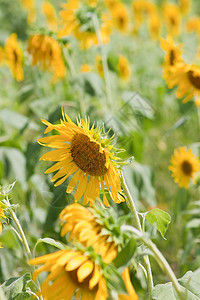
169,147 -> 200,189
186,17 -> 200,35
38,109 -> 124,206
111,2 -> 129,34
118,55 -> 131,81
4,34 -> 24,81
104,0 -> 120,10
81,64 -> 91,72
148,13 -> 161,40
166,63 -> 200,105
19,0 -> 36,24
96,55 -> 104,77
162,3 -> 181,36
0,47 -> 5,65
59,0 -> 111,49
27,34 -> 66,79
132,0 -> 156,31
60,203 -> 118,263
160,36 -> 183,82
42,1 -> 58,31
119,268 -> 139,300
178,0 -> 191,15
29,248 -> 108,300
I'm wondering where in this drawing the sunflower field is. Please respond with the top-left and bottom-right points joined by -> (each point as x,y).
0,0 -> 200,299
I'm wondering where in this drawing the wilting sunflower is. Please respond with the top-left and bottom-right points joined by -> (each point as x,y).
19,0 -> 36,24
27,34 -> 66,79
60,203 -> 118,263
118,55 -> 131,81
58,0 -> 111,49
166,63 -> 200,105
111,3 -> 129,34
38,110 -> 124,206
29,248 -> 108,300
4,34 -> 24,82
169,147 -> 200,189
162,3 -> 181,36
160,36 -> 183,83
42,1 -> 58,31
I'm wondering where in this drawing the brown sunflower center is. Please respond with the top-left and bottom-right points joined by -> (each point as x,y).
181,160 -> 192,175
70,133 -> 108,176
169,50 -> 175,65
187,70 -> 200,89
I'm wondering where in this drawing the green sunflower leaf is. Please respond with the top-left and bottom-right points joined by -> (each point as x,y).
33,237 -> 66,257
145,208 -> 171,239
113,238 -> 136,270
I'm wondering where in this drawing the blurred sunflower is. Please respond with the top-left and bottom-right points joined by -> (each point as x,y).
169,147 -> 200,189
42,1 -> 58,31
162,3 -> 181,36
58,0 -> 111,49
27,34 -> 66,79
148,13 -> 161,41
38,110 -> 124,206
178,0 -> 191,15
132,0 -> 156,32
59,203 -> 138,299
111,3 -> 129,34
166,63 -> 200,105
186,17 -> 200,35
118,55 -> 131,81
81,64 -> 91,72
29,248 -> 108,300
19,0 -> 36,24
160,36 -> 183,82
60,203 -> 118,262
4,33 -> 24,82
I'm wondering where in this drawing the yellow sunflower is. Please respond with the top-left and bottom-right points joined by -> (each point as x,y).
4,33 -> 24,82
169,147 -> 200,189
186,17 -> 200,35
132,0 -> 156,32
178,0 -> 191,15
38,110 -> 124,206
42,1 -> 58,31
81,64 -> 91,72
27,34 -> 66,79
19,0 -> 36,24
29,248 -> 108,300
166,63 -> 200,105
148,13 -> 161,41
160,36 -> 183,83
118,55 -> 131,81
162,3 -> 181,36
58,0 -> 111,49
60,203 -> 118,263
111,3 -> 129,34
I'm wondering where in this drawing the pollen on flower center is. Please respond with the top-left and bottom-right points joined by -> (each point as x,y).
70,133 -> 108,176
187,71 -> 200,89
181,160 -> 192,175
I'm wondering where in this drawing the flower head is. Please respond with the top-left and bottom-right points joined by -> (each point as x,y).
166,63 -> 200,105
169,147 -> 200,189
118,55 -> 131,81
4,34 -> 24,81
162,3 -> 181,36
178,0 -> 191,15
148,13 -> 161,41
81,64 -> 91,72
38,109 -> 124,206
42,1 -> 58,31
27,34 -> 66,79
111,3 -> 129,34
29,248 -> 108,300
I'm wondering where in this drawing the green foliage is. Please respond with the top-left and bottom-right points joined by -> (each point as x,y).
145,208 -> 171,239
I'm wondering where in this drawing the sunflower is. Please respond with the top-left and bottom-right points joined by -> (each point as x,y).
169,147 -> 200,189
19,0 -> 36,24
160,36 -> 183,83
27,34 -> 66,79
38,110 -> 124,206
60,203 -> 118,263
166,63 -> 200,104
162,3 -> 181,36
178,0 -> 191,15
4,33 -> 24,82
58,0 -> 111,49
111,3 -> 129,34
132,0 -> 156,32
148,13 -> 161,41
42,1 -> 58,31
81,64 -> 91,72
29,248 -> 108,300
118,55 -> 131,81
186,17 -> 200,35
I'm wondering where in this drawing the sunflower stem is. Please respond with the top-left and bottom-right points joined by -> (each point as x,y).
120,175 -> 154,299
92,13 -> 113,108
121,225 -> 185,300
